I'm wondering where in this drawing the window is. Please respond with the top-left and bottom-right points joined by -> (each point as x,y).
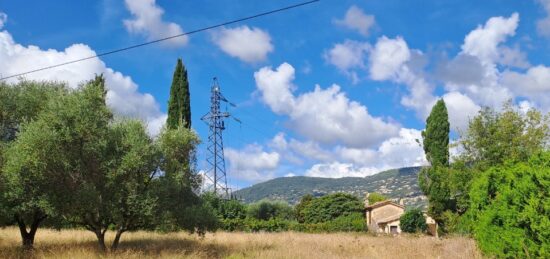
390,226 -> 398,234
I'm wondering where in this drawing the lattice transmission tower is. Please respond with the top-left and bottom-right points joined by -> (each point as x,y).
201,77 -> 239,197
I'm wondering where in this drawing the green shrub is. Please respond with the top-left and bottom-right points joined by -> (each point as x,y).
467,152 -> 550,258
245,218 -> 292,232
247,200 -> 294,221
400,208 -> 427,233
367,193 -> 387,204
302,193 -> 363,224
295,194 -> 313,223
220,218 -> 246,231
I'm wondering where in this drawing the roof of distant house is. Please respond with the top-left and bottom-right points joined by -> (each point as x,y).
365,200 -> 405,210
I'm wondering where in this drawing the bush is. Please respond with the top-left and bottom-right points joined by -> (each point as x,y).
466,152 -> 550,258
295,194 -> 313,223
245,218 -> 292,232
367,192 -> 387,204
219,199 -> 247,220
247,200 -> 294,221
400,208 -> 427,233
302,193 -> 363,224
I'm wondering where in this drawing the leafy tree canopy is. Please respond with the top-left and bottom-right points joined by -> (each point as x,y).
301,193 -> 363,224
367,192 -> 387,205
466,152 -> 550,258
400,208 -> 427,233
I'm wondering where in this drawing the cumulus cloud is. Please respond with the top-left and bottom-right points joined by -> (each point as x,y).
334,5 -> 375,36
461,13 -> 519,64
440,13 -> 519,109
0,12 -> 7,29
123,0 -> 187,47
501,65 -> 550,108
298,128 -> 424,179
269,128 -> 426,178
0,28 -> 166,135
337,128 -> 426,170
306,162 -> 379,178
369,36 -> 411,81
369,36 -> 436,118
537,0 -> 550,38
225,144 -> 280,183
270,132 -> 333,163
255,63 -> 400,148
442,92 -> 480,131
323,40 -> 370,83
212,26 -> 273,63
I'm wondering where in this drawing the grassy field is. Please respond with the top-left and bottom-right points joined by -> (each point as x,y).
0,227 -> 481,259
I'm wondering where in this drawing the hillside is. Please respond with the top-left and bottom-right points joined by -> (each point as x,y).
234,167 -> 427,208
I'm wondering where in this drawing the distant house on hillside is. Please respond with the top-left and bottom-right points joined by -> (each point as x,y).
364,193 -> 437,235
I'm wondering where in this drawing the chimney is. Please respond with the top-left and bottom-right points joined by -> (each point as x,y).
399,198 -> 404,206
364,192 -> 370,207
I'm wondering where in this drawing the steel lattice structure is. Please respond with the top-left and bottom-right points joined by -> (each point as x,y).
201,77 -> 239,197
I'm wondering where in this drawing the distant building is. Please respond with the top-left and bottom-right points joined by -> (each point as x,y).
364,193 -> 437,236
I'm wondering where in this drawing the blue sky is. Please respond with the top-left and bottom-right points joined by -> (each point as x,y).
1,0 -> 550,189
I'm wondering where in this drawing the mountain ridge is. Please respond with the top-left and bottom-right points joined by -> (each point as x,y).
234,166 -> 427,208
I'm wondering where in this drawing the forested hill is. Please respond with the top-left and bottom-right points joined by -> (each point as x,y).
233,167 -> 427,208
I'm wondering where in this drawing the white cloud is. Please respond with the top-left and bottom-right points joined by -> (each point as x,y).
337,128 -> 426,170
270,128 -> 426,178
0,29 -> 166,135
334,5 -> 375,36
254,62 -> 296,114
225,144 -> 280,183
212,26 -> 273,63
270,132 -> 332,163
255,63 -> 400,148
461,13 -> 519,64
323,40 -> 370,83
123,0 -> 187,47
0,12 -> 7,29
369,36 -> 436,118
439,13 -> 520,109
497,46 -> 530,69
501,65 -> 550,108
537,0 -> 550,38
306,162 -> 379,178
442,92 -> 480,131
369,36 -> 411,81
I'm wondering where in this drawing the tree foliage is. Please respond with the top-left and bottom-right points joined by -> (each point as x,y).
301,193 -> 363,224
419,99 -> 452,223
367,192 -> 387,205
247,200 -> 294,221
167,58 -> 191,129
458,102 -> 550,170
400,208 -> 427,233
295,194 -> 313,223
466,152 -> 549,258
0,77 -> 211,250
422,99 -> 450,167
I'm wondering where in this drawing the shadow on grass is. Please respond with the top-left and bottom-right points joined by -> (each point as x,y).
1,237 -> 231,258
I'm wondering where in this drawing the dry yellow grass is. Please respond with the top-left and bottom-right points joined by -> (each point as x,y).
0,227 -> 481,259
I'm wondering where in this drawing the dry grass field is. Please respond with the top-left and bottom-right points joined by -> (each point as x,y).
0,227 -> 481,259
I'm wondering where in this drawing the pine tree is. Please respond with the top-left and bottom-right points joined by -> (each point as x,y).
167,58 -> 191,129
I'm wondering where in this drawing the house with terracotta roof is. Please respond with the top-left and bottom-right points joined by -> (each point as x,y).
364,193 -> 437,235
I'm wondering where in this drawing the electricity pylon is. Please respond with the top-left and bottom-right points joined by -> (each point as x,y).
201,77 -> 240,197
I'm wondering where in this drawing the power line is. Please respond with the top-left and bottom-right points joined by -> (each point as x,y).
0,0 -> 320,81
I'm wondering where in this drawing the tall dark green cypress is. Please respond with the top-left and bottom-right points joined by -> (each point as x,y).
422,99 -> 450,167
419,99 -> 451,225
167,58 -> 191,129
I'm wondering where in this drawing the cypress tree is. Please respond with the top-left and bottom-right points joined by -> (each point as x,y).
419,99 -> 451,226
422,99 -> 449,167
167,58 -> 191,129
